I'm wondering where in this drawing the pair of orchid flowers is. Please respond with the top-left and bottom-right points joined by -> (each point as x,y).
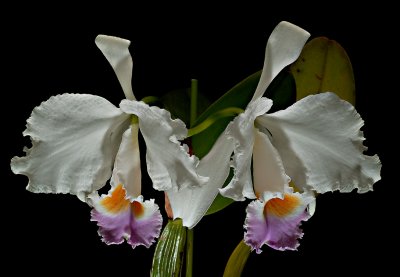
11,21 -> 381,253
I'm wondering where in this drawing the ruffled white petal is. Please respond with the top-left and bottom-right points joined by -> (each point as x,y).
167,133 -> 234,228
112,124 -> 142,200
11,94 -> 130,201
252,129 -> 290,196
120,100 -> 208,191
251,21 -> 310,102
95,35 -> 135,100
257,92 -> 381,193
221,98 -> 273,201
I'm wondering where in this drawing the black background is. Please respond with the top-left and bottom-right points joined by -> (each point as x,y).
3,3 -> 395,276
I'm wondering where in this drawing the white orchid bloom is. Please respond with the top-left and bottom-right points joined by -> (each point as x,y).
11,35 -> 207,248
217,21 -> 382,252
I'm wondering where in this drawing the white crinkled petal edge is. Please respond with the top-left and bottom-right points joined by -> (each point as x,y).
11,93 -> 130,202
120,99 -> 208,192
257,92 -> 381,194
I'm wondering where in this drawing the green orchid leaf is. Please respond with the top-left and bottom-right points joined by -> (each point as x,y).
205,191 -> 235,215
265,70 -> 296,113
161,88 -> 210,126
290,37 -> 356,105
151,219 -> 187,277
223,240 -> 252,277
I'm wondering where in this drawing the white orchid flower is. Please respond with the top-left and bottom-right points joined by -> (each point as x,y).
11,35 -> 207,248
217,21 -> 382,252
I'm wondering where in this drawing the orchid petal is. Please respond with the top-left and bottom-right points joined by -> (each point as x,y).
307,195 -> 316,217
244,188 -> 314,252
112,124 -> 141,200
257,92 -> 381,193
252,129 -> 290,196
11,94 -> 129,201
167,133 -> 234,228
90,184 -> 162,248
95,35 -> 135,100
120,100 -> 208,191
251,21 -> 310,102
221,98 -> 273,201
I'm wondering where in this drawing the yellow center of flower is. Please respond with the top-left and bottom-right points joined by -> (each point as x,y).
264,194 -> 300,217
101,184 -> 130,213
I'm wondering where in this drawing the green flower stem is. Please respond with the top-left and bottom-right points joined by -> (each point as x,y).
185,228 -> 194,277
184,79 -> 198,277
187,107 -> 244,137
223,240 -> 251,277
190,79 -> 198,127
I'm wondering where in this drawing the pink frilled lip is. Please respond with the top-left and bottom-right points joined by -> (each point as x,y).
244,190 -> 314,252
90,184 -> 163,248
